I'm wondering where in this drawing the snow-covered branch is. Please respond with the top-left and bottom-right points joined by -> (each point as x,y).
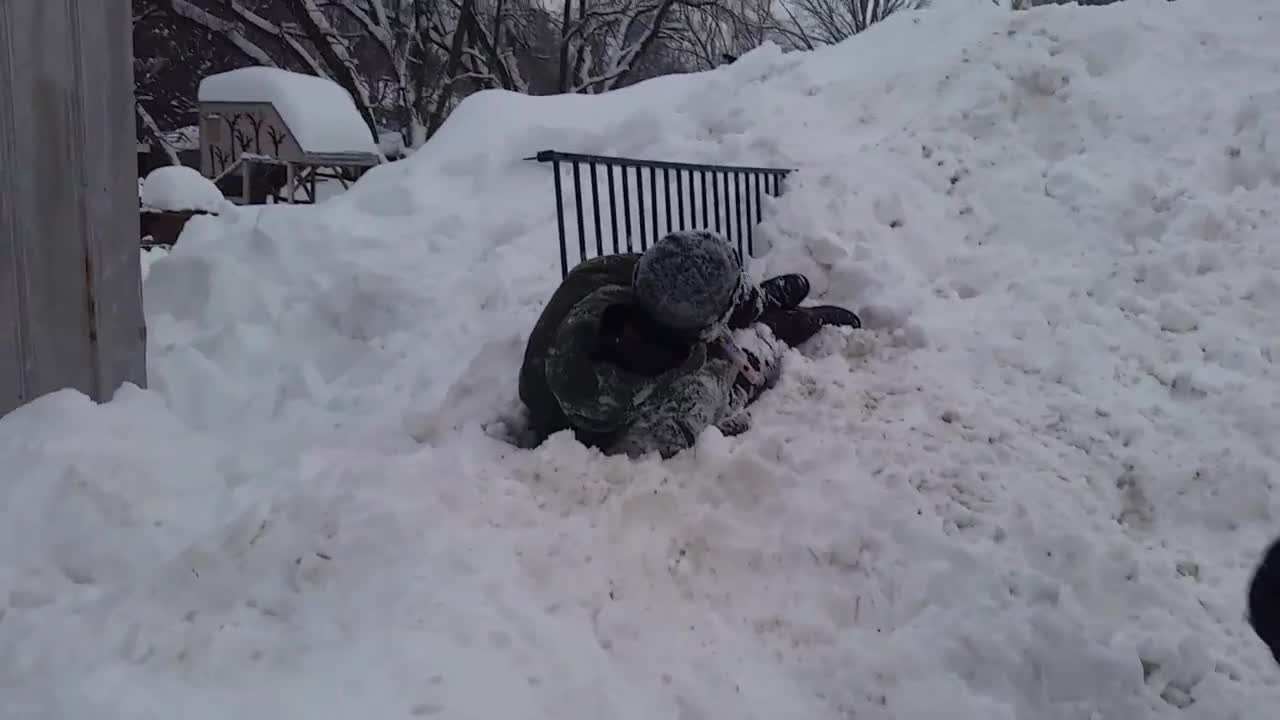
564,0 -> 683,94
788,0 -> 919,45
136,103 -> 181,166
165,0 -> 278,66
224,0 -> 330,78
280,0 -> 380,135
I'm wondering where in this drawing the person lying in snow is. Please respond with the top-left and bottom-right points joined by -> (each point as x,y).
1249,536 -> 1280,665
518,230 -> 860,459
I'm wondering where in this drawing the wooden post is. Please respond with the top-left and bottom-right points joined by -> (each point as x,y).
0,0 -> 146,418
242,158 -> 252,204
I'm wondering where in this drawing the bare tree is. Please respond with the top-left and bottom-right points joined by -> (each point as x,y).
662,0 -> 773,70
553,0 -> 723,94
133,0 -> 233,157
140,0 -> 919,152
148,0 -> 380,136
775,0 -> 924,47
280,0 -> 380,134
164,0 -> 278,65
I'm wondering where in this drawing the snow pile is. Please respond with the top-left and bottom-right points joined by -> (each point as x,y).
378,130 -> 407,160
199,67 -> 379,156
140,247 -> 171,281
139,165 -> 233,214
5,0 -> 1280,718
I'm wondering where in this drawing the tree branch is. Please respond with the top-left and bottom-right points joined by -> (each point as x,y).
165,0 -> 278,66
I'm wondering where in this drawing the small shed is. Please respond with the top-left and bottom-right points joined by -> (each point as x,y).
196,67 -> 382,204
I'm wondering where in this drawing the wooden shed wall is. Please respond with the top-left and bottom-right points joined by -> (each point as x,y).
0,0 -> 147,418
199,101 -> 303,176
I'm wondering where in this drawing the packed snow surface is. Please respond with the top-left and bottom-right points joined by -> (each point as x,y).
139,165 -> 233,214
140,247 -> 171,281
198,66 -> 378,156
5,0 -> 1280,718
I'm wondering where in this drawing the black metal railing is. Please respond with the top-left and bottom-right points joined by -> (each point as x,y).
528,150 -> 794,278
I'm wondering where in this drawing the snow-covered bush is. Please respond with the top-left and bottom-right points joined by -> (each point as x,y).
139,165 -> 232,214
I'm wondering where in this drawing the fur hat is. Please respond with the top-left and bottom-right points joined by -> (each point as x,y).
633,231 -> 748,337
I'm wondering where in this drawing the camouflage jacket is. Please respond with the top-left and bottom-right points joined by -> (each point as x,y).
519,255 -> 672,444
519,253 -> 779,453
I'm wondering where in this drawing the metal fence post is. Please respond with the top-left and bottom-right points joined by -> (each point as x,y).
527,150 -> 794,279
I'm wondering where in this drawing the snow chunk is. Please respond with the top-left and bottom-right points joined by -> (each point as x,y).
1156,298 -> 1199,334
198,66 -> 378,156
378,130 -> 407,160
139,165 -> 231,214
140,247 -> 170,282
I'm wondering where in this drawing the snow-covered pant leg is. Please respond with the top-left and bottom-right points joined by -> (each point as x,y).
606,325 -> 784,459
727,274 -> 810,330
730,322 -> 785,402
759,308 -> 826,347
752,274 -> 861,346
759,305 -> 862,347
606,357 -> 746,459
759,274 -> 811,312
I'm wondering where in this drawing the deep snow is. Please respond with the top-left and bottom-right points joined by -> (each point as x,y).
5,0 -> 1280,718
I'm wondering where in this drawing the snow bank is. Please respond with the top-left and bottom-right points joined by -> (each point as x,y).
139,165 -> 232,214
6,0 -> 1280,717
140,247 -> 170,281
198,67 -> 378,156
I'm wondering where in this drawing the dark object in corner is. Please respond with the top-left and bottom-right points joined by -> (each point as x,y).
1249,536 -> 1280,665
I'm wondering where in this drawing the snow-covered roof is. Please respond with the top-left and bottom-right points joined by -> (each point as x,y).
198,66 -> 378,157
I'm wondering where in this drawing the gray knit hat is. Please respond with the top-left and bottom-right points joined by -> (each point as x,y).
632,230 -> 746,337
